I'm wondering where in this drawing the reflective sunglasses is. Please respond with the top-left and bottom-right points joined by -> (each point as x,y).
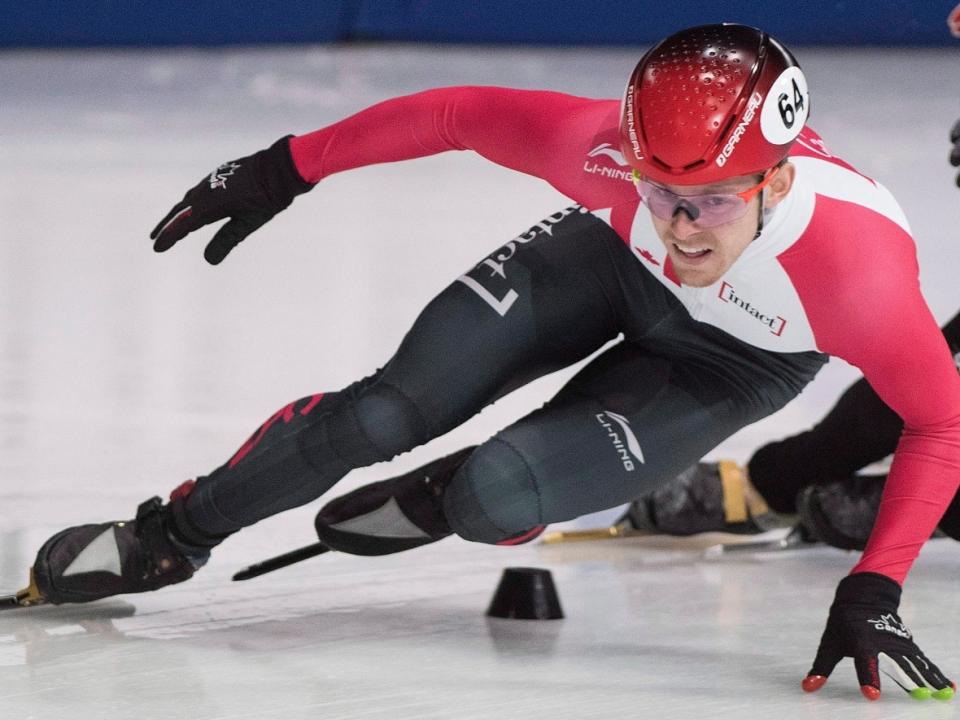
633,167 -> 778,228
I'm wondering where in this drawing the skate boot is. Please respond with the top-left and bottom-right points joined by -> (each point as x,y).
315,447 -> 476,555
231,447 -> 536,582
624,461 -> 780,535
796,475 -> 885,551
27,489 -> 214,606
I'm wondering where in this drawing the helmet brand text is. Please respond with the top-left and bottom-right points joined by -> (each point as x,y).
624,85 -> 643,161
715,92 -> 764,168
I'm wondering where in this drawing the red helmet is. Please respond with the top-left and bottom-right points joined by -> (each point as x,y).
620,24 -> 809,186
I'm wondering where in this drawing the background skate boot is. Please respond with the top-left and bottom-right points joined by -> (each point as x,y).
624,461 -> 779,535
315,447 -> 475,555
796,475 -> 885,551
30,495 -> 207,605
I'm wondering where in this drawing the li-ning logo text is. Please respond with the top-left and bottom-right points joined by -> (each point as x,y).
623,85 -> 643,161
719,281 -> 786,336
209,162 -> 241,190
716,91 -> 764,167
595,411 -> 645,472
583,143 -> 633,181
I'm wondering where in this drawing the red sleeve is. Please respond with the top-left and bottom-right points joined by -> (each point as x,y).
288,86 -> 627,209
782,197 -> 960,584
850,323 -> 960,584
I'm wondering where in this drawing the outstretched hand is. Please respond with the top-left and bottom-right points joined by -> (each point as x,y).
803,573 -> 954,701
150,136 -> 314,264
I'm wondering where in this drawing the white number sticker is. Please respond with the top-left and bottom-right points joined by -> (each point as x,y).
760,66 -> 809,145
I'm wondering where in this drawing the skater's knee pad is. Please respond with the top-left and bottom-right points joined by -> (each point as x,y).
314,448 -> 474,555
325,383 -> 432,468
443,439 -> 543,544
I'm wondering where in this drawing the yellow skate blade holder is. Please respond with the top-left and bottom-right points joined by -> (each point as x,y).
0,568 -> 47,610
540,522 -> 640,544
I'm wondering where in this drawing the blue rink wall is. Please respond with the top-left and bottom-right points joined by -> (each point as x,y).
2,1 -> 958,47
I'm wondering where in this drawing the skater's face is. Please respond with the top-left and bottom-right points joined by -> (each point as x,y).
646,162 -> 795,287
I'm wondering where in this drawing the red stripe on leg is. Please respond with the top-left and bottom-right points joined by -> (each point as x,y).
496,525 -> 545,546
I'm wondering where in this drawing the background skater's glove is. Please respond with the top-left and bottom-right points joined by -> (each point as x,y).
803,572 -> 954,701
951,118 -> 960,188
150,136 -> 314,264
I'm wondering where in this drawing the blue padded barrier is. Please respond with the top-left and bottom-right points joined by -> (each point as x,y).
1,1 -> 957,47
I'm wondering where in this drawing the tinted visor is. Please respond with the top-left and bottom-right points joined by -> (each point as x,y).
635,168 -> 778,229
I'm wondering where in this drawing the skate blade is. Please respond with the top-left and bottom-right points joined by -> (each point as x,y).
703,525 -> 813,558
0,568 -> 47,611
539,523 -> 646,544
232,542 -> 331,582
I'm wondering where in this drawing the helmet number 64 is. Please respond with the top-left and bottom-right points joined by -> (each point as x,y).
778,78 -> 805,129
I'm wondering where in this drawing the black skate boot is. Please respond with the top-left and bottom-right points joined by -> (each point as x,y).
796,475 -> 885,551
315,447 -> 476,555
624,461 -> 779,535
28,487 -> 217,606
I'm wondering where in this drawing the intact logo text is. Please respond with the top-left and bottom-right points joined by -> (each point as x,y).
458,206 -> 586,316
719,281 -> 786,336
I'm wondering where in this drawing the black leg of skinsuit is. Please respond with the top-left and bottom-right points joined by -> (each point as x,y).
175,205 -> 825,547
178,206 -> 619,541
747,312 -> 960,537
443,280 -> 825,541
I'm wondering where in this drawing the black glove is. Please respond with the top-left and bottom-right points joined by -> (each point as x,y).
803,572 -> 954,701
951,118 -> 960,188
150,136 -> 315,265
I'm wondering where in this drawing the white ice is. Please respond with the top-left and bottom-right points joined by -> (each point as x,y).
1,44 -> 959,719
